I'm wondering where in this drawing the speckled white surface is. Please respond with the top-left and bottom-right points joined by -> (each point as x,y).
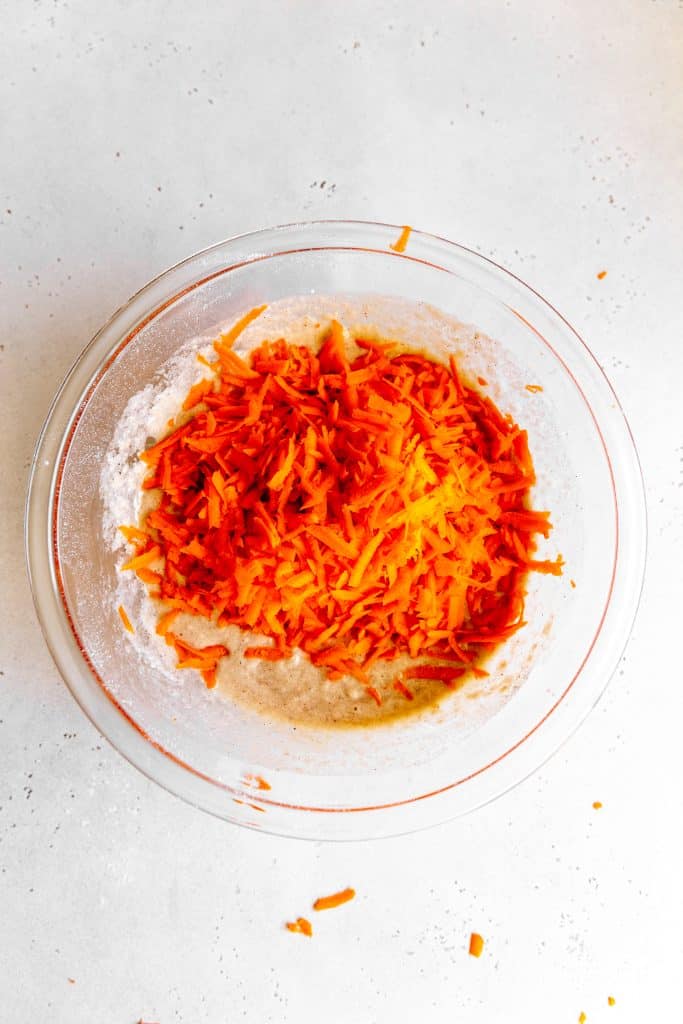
2,3 -> 682,1022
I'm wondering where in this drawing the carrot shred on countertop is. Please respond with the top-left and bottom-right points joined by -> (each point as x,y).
286,917 -> 313,936
118,604 -> 134,633
390,225 -> 412,253
597,270 -> 607,280
525,384 -> 543,393
469,932 -> 485,957
593,800 -> 603,809
124,313 -> 561,694
313,887 -> 355,911
608,996 -> 615,1006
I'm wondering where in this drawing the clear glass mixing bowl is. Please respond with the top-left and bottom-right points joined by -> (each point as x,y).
25,221 -> 646,839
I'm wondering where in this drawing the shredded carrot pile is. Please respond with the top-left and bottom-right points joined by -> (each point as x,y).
122,311 -> 561,695
286,916 -> 313,936
313,887 -> 356,911
469,932 -> 485,957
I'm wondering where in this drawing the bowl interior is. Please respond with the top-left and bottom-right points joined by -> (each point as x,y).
51,240 -> 619,834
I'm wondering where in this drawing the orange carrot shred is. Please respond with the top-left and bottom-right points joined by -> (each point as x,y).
286,917 -> 313,936
393,679 -> 414,701
593,801 -> 603,809
313,888 -> 355,911
390,225 -> 412,253
608,996 -> 615,1007
477,375 -> 488,386
579,1014 -> 587,1024
244,774 -> 272,791
469,932 -> 484,957
118,604 -> 134,634
365,686 -> 382,707
525,384 -> 543,393
597,270 -> 607,280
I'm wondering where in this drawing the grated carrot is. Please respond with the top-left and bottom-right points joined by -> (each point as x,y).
118,605 -> 134,633
579,1014 -> 587,1024
286,917 -> 312,936
608,997 -> 615,1007
469,932 -> 484,957
129,318 -> 560,696
525,384 -> 543,393
393,679 -> 414,701
593,801 -> 603,809
390,225 -> 412,253
597,270 -> 607,280
244,774 -> 271,791
313,888 -> 355,911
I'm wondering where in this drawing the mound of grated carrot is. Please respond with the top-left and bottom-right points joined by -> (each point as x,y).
122,310 -> 561,695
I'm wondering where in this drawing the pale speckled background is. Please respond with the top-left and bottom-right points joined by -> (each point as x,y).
1,2 -> 682,1022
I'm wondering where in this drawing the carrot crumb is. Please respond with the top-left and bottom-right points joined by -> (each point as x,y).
469,932 -> 484,957
570,579 -> 576,588
286,917 -> 313,937
118,604 -> 134,633
597,270 -> 607,280
244,774 -> 272,791
608,996 -> 616,1006
390,225 -> 412,253
593,801 -> 603,809
477,375 -> 488,386
313,887 -> 356,911
525,384 -> 543,393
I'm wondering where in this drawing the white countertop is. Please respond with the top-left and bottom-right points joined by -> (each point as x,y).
2,3 -> 681,1022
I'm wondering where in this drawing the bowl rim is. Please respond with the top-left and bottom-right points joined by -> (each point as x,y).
25,219 -> 647,838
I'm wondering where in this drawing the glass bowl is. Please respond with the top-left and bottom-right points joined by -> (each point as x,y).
25,221 -> 646,840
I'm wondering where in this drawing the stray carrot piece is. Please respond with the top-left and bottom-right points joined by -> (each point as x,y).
393,679 -> 414,701
469,932 -> 484,957
182,377 -> 214,410
597,270 -> 607,280
593,801 -> 603,809
119,524 -> 150,547
244,646 -> 291,661
579,1014 -> 587,1024
121,545 -> 161,571
286,917 -> 313,937
216,304 -> 267,350
118,604 -> 134,634
156,608 -> 181,636
244,774 -> 271,791
608,996 -> 615,1007
390,225 -> 412,253
313,888 -> 356,911
365,685 -> 382,707
570,579 -> 576,588
477,375 -> 488,386
525,384 -> 543,393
